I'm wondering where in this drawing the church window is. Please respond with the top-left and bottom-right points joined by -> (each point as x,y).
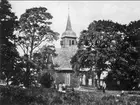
72,40 -> 74,45
60,41 -> 63,45
69,40 -> 71,46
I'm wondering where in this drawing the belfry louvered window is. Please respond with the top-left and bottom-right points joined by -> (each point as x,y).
72,40 -> 74,45
69,40 -> 71,46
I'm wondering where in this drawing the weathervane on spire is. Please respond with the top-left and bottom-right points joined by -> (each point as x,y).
68,4 -> 70,15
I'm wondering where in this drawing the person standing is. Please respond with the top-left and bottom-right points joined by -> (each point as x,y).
102,81 -> 106,93
62,83 -> 66,93
58,83 -> 62,92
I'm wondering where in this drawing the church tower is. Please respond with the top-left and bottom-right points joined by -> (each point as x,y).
60,12 -> 77,48
53,7 -> 78,86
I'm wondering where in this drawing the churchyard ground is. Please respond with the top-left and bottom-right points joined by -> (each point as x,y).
1,85 -> 140,105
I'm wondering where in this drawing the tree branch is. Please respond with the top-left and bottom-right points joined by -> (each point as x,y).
18,44 -> 26,54
33,37 -> 48,50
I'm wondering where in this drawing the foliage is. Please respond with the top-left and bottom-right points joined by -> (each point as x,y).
71,20 -> 125,85
105,20 -> 140,90
39,73 -> 54,88
17,7 -> 59,58
33,45 -> 58,88
17,56 -> 38,87
126,20 -> 140,65
0,86 -> 47,105
33,45 -> 57,72
0,0 -> 21,85
127,20 -> 140,50
71,19 -> 140,90
70,74 -> 80,87
15,7 -> 59,87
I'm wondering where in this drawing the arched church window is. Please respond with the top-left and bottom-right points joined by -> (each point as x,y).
72,40 -> 74,45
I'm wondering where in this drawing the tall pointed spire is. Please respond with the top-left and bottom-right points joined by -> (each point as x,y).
66,14 -> 72,31
61,5 -> 76,39
66,5 -> 72,31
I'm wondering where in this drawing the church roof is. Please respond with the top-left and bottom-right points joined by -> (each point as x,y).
62,14 -> 77,38
53,46 -> 77,69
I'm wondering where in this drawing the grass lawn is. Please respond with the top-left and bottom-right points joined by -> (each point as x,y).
0,85 -> 140,105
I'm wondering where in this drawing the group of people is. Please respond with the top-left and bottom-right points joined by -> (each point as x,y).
58,83 -> 66,93
54,81 -> 106,93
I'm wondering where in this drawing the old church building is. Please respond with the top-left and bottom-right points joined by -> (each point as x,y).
53,12 -> 78,87
53,11 -> 108,88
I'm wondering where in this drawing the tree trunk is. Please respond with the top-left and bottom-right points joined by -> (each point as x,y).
30,44 -> 33,60
25,35 -> 34,88
30,34 -> 34,60
97,72 -> 101,89
92,71 -> 95,87
25,59 -> 31,88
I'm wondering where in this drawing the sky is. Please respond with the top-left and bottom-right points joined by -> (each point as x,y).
10,1 -> 140,50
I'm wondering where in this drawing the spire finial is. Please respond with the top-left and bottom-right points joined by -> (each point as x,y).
68,4 -> 69,14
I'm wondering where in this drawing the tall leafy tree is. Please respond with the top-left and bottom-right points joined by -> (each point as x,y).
107,20 -> 140,90
71,20 -> 126,88
0,0 -> 20,85
127,20 -> 140,54
18,7 -> 59,59
17,7 -> 59,87
72,19 -> 140,90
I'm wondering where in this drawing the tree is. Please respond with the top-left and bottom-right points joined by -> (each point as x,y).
39,72 -> 54,88
0,0 -> 20,85
33,45 -> 58,87
71,20 -> 126,88
127,20 -> 140,54
127,20 -> 140,82
17,7 -> 59,59
72,20 -> 140,90
33,45 -> 57,73
16,7 -> 59,87
127,20 -> 140,89
106,20 -> 140,90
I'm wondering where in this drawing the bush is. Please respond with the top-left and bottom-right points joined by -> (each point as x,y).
0,86 -> 28,105
39,73 -> 54,88
127,91 -> 140,95
0,86 -> 48,105
70,74 -> 80,88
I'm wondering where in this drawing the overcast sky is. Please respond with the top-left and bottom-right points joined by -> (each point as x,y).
10,1 -> 140,49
